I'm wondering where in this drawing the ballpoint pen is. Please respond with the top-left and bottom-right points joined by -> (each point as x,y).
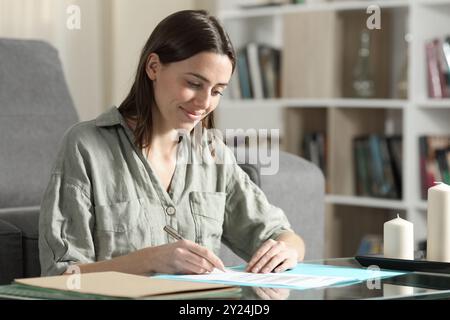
163,225 -> 183,241
163,225 -> 226,272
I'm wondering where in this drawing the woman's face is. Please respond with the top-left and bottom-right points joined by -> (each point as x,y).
147,51 -> 233,133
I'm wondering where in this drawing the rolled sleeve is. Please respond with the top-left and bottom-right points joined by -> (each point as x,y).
39,173 -> 95,276
221,153 -> 292,262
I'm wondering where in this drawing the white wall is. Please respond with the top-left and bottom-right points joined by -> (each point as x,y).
108,0 -> 196,108
1,0 -> 199,121
0,0 -> 106,121
56,0 -> 106,121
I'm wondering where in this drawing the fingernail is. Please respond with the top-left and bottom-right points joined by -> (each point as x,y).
252,267 -> 259,273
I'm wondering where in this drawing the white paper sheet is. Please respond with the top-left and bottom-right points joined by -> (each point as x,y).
174,268 -> 353,289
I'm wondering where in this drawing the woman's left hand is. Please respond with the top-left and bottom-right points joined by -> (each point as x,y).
245,239 -> 298,273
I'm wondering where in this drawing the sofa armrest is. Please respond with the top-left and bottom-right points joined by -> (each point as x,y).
0,207 -> 40,278
220,150 -> 325,266
260,152 -> 325,261
0,219 -> 23,284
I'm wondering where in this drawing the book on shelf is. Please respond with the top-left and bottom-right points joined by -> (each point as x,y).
234,43 -> 281,100
436,149 -> 450,185
442,36 -> 450,91
302,132 -> 327,178
236,48 -> 253,99
258,44 -> 281,98
247,42 -> 265,99
425,38 -> 450,99
353,136 -> 371,197
386,135 -> 403,199
419,135 -> 450,199
353,134 -> 402,199
356,234 -> 383,256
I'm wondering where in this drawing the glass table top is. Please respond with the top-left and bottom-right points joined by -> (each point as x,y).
238,257 -> 450,300
1,257 -> 450,300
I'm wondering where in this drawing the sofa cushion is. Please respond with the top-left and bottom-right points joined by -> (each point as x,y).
0,219 -> 23,284
0,38 -> 78,208
23,235 -> 40,278
0,208 -> 40,278
260,151 -> 325,260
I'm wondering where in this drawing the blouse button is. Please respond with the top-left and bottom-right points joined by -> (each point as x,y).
165,206 -> 176,216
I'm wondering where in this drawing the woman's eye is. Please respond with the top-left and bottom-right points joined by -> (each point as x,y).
188,80 -> 223,96
187,81 -> 201,88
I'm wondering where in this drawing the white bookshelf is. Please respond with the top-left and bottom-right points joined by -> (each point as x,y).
325,194 -> 407,210
215,0 -> 450,257
416,99 -> 450,108
219,0 -> 411,19
221,98 -> 407,109
416,201 -> 428,211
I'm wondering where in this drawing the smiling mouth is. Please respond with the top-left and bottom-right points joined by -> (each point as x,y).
180,106 -> 204,121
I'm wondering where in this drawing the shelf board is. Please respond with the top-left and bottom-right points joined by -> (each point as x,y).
416,201 -> 428,211
325,194 -> 407,210
221,98 -> 407,109
417,0 -> 450,7
219,0 -> 410,20
417,99 -> 450,109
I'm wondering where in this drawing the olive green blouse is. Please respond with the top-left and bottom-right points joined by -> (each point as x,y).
38,107 -> 292,276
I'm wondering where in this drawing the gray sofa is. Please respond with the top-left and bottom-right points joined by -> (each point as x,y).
0,38 -> 78,285
0,38 -> 325,285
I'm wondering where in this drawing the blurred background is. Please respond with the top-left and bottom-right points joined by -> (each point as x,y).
1,0 -> 450,258
0,0 -> 211,121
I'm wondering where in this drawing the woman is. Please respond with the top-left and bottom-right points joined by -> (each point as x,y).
39,10 -> 305,277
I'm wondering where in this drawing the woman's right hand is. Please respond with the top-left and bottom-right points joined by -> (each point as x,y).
147,239 -> 225,274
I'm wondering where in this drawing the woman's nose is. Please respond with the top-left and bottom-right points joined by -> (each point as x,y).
193,90 -> 211,109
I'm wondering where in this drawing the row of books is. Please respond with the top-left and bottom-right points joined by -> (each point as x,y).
228,42 -> 282,100
301,132 -> 327,178
301,133 -> 449,201
426,36 -> 450,98
419,135 -> 450,200
356,234 -> 383,256
353,135 -> 402,199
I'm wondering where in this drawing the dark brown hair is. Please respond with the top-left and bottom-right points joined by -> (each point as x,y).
118,10 -> 236,149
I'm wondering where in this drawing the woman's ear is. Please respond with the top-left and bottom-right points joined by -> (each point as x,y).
146,53 -> 160,81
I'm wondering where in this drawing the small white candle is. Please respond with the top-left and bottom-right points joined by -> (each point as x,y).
384,214 -> 414,260
427,182 -> 450,262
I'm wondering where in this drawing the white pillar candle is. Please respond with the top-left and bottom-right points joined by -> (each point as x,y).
427,182 -> 450,262
383,214 -> 414,260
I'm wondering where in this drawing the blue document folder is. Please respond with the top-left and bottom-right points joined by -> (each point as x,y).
155,263 -> 406,290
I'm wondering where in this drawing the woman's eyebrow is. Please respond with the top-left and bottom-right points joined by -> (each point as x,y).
185,72 -> 228,86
